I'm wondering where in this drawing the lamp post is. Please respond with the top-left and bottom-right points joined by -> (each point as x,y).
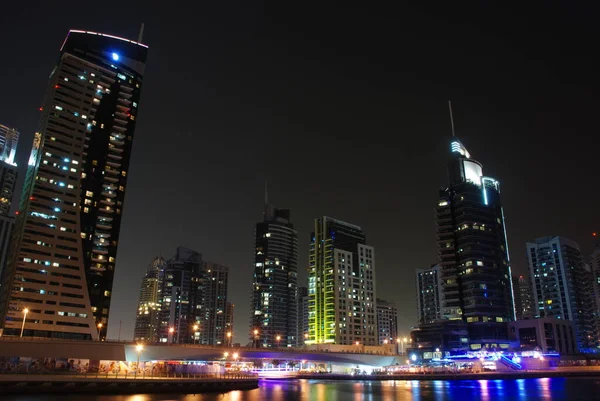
233,352 -> 239,368
135,344 -> 143,378
403,337 -> 408,354
227,331 -> 232,347
193,324 -> 199,344
20,308 -> 28,338
276,335 -> 281,348
253,329 -> 259,348
97,323 -> 102,341
169,327 -> 175,344
304,333 -> 309,345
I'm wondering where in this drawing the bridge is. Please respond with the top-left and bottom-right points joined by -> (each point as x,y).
0,338 -> 401,372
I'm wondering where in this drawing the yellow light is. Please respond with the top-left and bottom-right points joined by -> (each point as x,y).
136,344 -> 143,352
97,323 -> 102,328
193,324 -> 199,331
224,352 -> 229,358
23,308 -> 29,314
227,332 -> 232,338
233,353 -> 239,359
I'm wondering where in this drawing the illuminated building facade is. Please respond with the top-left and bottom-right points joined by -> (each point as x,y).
250,201 -> 298,347
416,264 -> 443,324
133,256 -> 164,342
513,275 -> 534,320
527,236 -> 595,350
0,30 -> 148,339
307,217 -> 377,346
199,262 -> 229,345
436,138 -> 515,344
376,298 -> 398,345
0,123 -> 19,279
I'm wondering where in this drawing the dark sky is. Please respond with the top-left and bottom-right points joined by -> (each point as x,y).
1,2 -> 598,343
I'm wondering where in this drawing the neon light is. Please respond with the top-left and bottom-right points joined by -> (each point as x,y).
68,30 -> 149,48
501,207 -> 517,321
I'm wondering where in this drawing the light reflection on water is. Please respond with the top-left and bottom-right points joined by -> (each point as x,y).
0,377 -> 597,401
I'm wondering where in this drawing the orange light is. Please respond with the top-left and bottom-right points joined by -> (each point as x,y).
54,85 -> 60,89
15,211 -> 19,215
593,232 -> 597,237
39,107 -> 43,111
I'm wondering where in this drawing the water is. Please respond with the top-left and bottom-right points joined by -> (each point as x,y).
1,378 -> 600,401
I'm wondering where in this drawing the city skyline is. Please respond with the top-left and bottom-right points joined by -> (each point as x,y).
0,3 -> 598,344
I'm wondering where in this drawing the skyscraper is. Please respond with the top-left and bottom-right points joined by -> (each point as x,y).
158,247 -> 202,344
133,256 -> 165,343
0,30 -> 148,340
591,246 -> 600,349
307,217 -> 377,346
0,123 -> 19,280
250,199 -> 298,348
200,262 -> 229,345
527,236 -> 595,350
296,286 -> 309,346
225,301 -> 234,344
436,137 -> 515,344
376,298 -> 398,345
416,264 -> 443,324
513,275 -> 534,320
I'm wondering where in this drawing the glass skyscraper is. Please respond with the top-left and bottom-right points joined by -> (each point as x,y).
250,201 -> 298,347
134,256 -> 165,343
0,30 -> 148,339
436,138 -> 515,344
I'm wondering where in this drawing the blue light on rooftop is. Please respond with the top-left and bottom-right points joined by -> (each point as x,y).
112,52 -> 120,61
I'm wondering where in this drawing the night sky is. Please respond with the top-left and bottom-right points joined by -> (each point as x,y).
1,2 -> 598,343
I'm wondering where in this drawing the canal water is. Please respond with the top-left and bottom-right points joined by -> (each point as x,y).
2,377 -> 599,400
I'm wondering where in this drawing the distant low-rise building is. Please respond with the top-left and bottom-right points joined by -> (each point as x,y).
376,298 -> 398,345
508,317 -> 577,354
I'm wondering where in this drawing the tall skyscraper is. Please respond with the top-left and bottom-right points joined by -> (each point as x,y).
0,124 -> 19,167
436,137 -> 515,344
199,262 -> 229,345
296,286 -> 309,346
416,264 -> 443,324
376,298 -> 398,345
0,30 -> 148,339
0,123 -> 19,279
527,236 -> 595,350
225,301 -> 234,343
513,275 -> 534,320
307,217 -> 377,346
158,247 -> 202,344
133,256 -> 165,343
591,246 -> 600,349
250,198 -> 298,348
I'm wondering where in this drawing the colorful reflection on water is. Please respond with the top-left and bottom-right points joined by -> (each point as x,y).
2,377 -> 599,401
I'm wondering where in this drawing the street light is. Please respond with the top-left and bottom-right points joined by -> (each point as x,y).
20,308 -> 28,338
384,339 -> 388,345
276,335 -> 281,348
168,327 -> 175,343
396,338 -> 401,354
233,352 -> 239,368
253,329 -> 259,348
135,344 -> 143,378
224,352 -> 229,359
193,324 -> 199,344
97,323 -> 102,341
227,331 -> 232,347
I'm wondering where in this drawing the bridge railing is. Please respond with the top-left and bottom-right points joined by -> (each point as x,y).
0,368 -> 257,380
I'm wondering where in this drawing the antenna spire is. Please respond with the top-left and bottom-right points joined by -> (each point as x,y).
137,23 -> 145,43
448,100 -> 456,137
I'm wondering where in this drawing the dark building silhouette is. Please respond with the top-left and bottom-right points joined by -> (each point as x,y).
376,298 -> 398,345
133,256 -> 165,343
250,192 -> 298,347
436,137 -> 515,344
513,275 -> 534,321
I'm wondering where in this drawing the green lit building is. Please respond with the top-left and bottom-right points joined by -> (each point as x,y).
307,217 -> 377,346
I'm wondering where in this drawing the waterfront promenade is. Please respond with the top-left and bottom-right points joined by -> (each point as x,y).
0,371 -> 258,394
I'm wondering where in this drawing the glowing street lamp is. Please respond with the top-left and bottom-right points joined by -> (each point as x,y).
384,339 -> 388,345
193,324 -> 199,344
276,335 -> 281,348
20,308 -> 28,338
253,329 -> 259,348
224,352 -> 229,359
97,323 -> 103,341
227,331 -> 232,347
135,344 -> 143,378
233,352 -> 239,367
169,327 -> 175,343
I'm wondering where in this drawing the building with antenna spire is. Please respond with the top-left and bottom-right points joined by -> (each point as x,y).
249,189 -> 298,347
435,134 -> 515,347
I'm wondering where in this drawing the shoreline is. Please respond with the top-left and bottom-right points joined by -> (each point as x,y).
0,375 -> 259,394
263,370 -> 600,382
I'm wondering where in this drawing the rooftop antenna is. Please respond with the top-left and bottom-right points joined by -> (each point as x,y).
448,100 -> 456,137
137,23 -> 145,43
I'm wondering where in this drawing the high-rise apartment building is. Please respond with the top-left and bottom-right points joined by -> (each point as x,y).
225,301 -> 234,344
199,262 -> 228,345
513,275 -> 534,320
376,298 -> 398,345
527,236 -> 595,350
307,217 -> 377,346
436,138 -> 515,344
158,247 -> 202,344
0,30 -> 148,340
591,247 -> 600,349
297,286 -> 309,346
133,256 -> 165,343
416,264 -> 443,324
250,200 -> 298,348
0,123 -> 19,279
